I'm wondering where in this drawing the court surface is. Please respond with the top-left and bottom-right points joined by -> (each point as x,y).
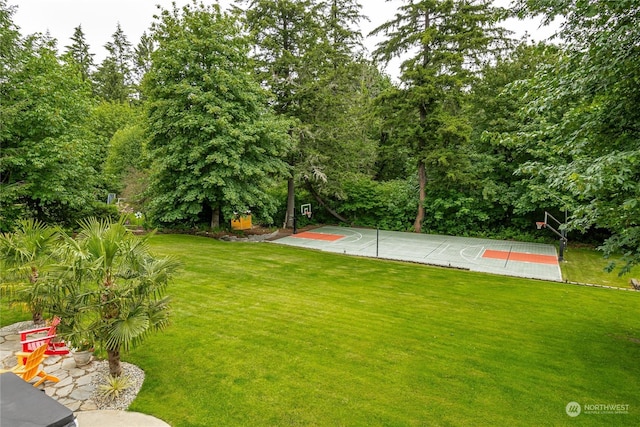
271,226 -> 562,282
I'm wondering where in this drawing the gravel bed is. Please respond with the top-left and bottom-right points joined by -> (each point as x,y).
90,360 -> 145,410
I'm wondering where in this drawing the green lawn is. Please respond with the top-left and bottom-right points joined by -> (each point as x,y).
561,245 -> 639,289
3,234 -> 639,426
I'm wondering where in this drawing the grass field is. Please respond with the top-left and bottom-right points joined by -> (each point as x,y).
561,245 -> 639,289
2,234 -> 639,426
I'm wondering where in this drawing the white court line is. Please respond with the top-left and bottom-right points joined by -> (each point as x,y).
340,229 -> 363,244
459,245 -> 485,264
422,240 -> 448,258
433,243 -> 450,256
322,227 -> 363,245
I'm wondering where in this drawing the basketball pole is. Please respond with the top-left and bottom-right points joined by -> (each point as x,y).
540,211 -> 567,262
293,207 -> 297,235
376,228 -> 379,257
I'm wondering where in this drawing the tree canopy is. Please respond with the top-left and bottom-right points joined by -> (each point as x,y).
510,0 -> 640,273
1,0 -> 638,276
372,0 -> 508,232
0,27 -> 98,229
144,1 -> 293,228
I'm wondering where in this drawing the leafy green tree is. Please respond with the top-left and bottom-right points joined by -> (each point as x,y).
0,1 -> 20,79
95,103 -> 149,206
0,219 -> 60,324
87,101 -> 144,190
57,217 -> 178,376
145,1 -> 293,228
1,28 -> 99,228
513,0 -> 640,272
104,123 -> 148,192
467,42 -> 563,231
0,1 -> 27,228
372,0 -> 507,232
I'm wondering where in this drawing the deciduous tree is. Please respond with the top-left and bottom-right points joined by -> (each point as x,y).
513,0 -> 640,272
1,25 -> 99,228
468,42 -> 564,231
145,1 -> 292,228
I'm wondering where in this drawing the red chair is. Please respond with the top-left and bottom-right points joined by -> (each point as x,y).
19,317 -> 69,356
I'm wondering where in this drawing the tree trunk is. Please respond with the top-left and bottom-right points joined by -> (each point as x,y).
284,177 -> 295,228
32,311 -> 44,326
306,182 -> 348,223
413,9 -> 430,235
414,161 -> 426,233
30,267 -> 45,326
210,205 -> 220,229
107,348 -> 123,377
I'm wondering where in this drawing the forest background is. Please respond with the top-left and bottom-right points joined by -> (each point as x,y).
1,0 -> 639,274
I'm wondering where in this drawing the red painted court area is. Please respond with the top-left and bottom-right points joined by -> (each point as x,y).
291,231 -> 345,242
482,249 -> 558,265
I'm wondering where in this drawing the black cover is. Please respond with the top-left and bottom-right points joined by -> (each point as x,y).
0,372 -> 76,427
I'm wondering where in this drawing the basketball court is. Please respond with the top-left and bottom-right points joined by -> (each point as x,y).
271,226 -> 562,282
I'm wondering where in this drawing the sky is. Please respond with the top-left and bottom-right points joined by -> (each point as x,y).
7,0 -> 559,77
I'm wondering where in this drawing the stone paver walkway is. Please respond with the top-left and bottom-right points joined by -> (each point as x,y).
1,322 -> 171,426
0,321 -> 99,411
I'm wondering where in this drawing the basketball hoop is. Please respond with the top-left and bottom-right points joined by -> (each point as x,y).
536,221 -> 546,230
301,203 -> 312,219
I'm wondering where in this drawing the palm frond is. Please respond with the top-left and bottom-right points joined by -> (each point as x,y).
105,306 -> 150,352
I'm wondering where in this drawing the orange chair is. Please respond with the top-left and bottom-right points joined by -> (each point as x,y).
0,343 -> 59,387
20,317 -> 69,356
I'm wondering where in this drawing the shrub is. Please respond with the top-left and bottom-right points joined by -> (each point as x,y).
98,374 -> 132,401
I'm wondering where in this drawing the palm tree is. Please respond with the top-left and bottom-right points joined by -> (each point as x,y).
0,219 -> 61,325
59,217 -> 179,376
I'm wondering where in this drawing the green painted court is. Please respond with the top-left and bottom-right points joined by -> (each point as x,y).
272,226 -> 562,282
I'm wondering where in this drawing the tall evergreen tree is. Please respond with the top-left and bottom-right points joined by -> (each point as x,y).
235,0 -> 322,228
318,0 -> 366,62
295,1 -> 381,218
372,0 -> 507,232
63,25 -> 94,83
132,31 -> 154,99
93,23 -> 133,102
105,23 -> 133,80
237,0 -> 376,226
